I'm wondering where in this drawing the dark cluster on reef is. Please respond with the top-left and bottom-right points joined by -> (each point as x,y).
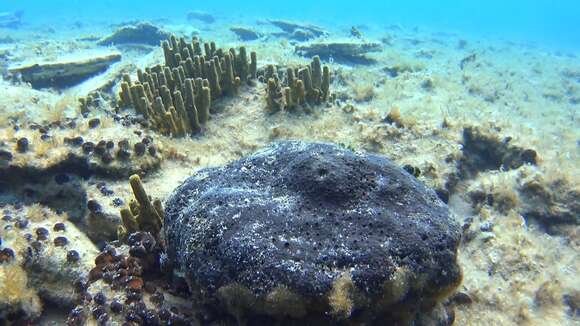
459,126 -> 538,178
163,141 -> 462,324
67,232 -> 194,326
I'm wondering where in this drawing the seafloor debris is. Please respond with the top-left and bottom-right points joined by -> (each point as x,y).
265,56 -> 331,111
229,26 -> 262,41
350,26 -> 364,39
164,141 -> 462,324
0,205 -> 99,322
267,19 -> 327,39
8,51 -> 122,89
459,53 -> 477,70
186,10 -> 216,24
0,11 -> 22,28
296,40 -> 382,64
119,35 -> 257,137
97,22 -> 171,46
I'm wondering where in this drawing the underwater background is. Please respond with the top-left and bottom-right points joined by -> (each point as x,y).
2,0 -> 580,50
0,0 -> 578,325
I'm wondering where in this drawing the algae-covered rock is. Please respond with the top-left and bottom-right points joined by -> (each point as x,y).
459,126 -> 538,178
268,19 -> 327,38
0,119 -> 163,180
8,50 -> 121,89
518,169 -> 580,227
97,22 -> 171,46
296,40 -> 382,64
230,26 -> 262,41
0,204 -> 98,322
164,141 -> 462,324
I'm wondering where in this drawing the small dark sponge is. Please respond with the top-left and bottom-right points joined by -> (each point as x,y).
164,141 -> 461,320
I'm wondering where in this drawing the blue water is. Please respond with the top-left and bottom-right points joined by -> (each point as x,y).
1,0 -> 579,51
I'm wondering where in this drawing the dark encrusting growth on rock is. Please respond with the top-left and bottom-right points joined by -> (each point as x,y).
164,141 -> 462,325
459,126 -> 538,178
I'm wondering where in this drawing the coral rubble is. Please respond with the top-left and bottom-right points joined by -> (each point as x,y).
164,141 -> 462,324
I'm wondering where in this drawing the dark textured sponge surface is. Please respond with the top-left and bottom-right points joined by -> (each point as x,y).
164,141 -> 461,300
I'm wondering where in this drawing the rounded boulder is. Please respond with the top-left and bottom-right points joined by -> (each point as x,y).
164,141 -> 462,324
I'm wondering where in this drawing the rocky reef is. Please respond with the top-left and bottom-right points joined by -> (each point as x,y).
97,22 -> 171,46
1,10 -> 578,326
164,141 -> 462,324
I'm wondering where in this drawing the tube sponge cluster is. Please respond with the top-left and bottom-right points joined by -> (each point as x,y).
117,174 -> 164,242
266,55 -> 331,112
119,35 -> 258,137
